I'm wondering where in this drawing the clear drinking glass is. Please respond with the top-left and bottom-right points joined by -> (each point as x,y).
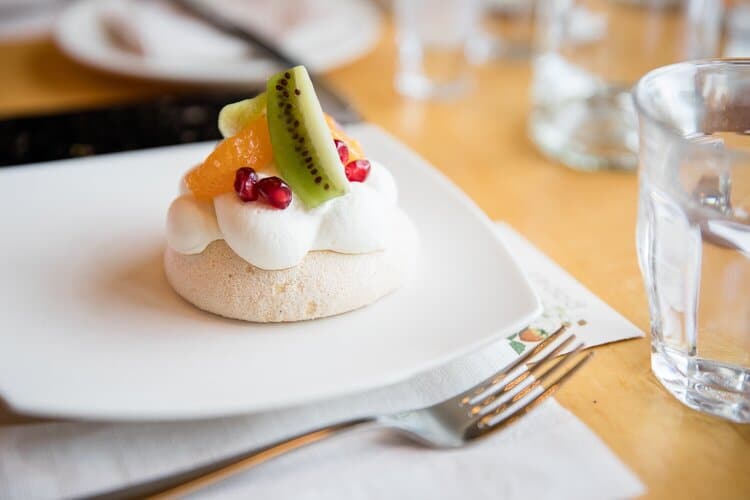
477,0 -> 536,60
634,60 -> 750,423
394,0 -> 480,100
530,0 -> 722,171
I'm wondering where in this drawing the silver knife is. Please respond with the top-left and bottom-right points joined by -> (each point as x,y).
175,0 -> 363,125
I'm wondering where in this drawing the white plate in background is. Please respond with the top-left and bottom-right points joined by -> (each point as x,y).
54,0 -> 381,85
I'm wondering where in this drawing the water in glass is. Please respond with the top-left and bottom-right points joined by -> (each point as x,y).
636,61 -> 750,422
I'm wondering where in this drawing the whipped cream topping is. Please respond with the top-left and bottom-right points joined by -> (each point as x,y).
166,160 -> 402,270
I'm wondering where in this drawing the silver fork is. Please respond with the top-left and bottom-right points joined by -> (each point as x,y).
84,326 -> 592,500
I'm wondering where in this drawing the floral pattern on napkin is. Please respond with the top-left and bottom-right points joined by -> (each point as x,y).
496,223 -> 643,355
507,272 -> 588,354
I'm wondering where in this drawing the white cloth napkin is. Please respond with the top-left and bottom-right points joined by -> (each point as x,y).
496,223 -> 643,354
0,224 -> 645,499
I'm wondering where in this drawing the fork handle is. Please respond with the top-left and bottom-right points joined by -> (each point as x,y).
82,418 -> 378,500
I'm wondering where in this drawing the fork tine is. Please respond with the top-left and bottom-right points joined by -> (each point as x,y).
459,325 -> 568,406
465,351 -> 594,441
469,342 -> 583,418
466,333 -> 576,411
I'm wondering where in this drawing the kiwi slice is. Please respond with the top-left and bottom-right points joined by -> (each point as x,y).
218,92 -> 267,138
266,66 -> 349,208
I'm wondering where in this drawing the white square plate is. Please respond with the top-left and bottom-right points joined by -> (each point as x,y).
0,124 -> 540,421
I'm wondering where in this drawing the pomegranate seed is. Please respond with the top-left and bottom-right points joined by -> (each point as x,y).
334,139 -> 349,164
257,176 -> 292,209
345,159 -> 371,182
234,167 -> 259,202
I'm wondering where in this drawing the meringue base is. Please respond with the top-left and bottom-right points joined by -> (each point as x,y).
164,216 -> 418,322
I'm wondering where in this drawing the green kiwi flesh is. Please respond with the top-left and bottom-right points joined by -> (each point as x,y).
266,66 -> 349,208
218,92 -> 267,138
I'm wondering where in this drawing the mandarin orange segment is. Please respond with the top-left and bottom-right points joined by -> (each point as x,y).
186,116 -> 273,200
324,114 -> 364,161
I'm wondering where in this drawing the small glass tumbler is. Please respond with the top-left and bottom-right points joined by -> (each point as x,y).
530,0 -> 722,171
634,60 -> 750,423
478,0 -> 536,60
394,0 -> 480,100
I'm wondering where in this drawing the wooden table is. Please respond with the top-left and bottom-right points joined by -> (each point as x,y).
1,33 -> 749,500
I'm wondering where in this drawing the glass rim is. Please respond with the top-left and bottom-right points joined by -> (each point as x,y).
633,58 -> 750,143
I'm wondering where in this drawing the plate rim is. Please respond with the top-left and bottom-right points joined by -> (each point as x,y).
0,126 -> 542,421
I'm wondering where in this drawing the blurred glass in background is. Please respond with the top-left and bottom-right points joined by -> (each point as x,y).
476,0 -> 535,60
394,0 -> 480,100
530,0 -> 723,172
724,0 -> 750,56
